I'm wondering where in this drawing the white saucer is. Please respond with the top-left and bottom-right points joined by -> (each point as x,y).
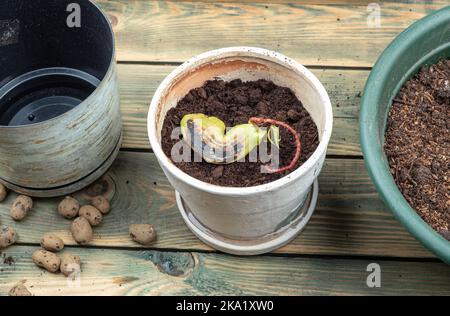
176,180 -> 319,255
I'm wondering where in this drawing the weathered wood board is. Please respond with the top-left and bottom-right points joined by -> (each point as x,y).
1,0 -> 447,296
97,0 -> 447,67
0,152 -> 432,258
0,245 -> 448,296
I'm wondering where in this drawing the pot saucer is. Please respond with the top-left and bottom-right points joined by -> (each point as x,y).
176,179 -> 319,255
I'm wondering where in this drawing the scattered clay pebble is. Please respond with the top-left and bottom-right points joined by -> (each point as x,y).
10,195 -> 33,221
8,282 -> 32,296
71,217 -> 93,245
0,183 -> 7,202
79,205 -> 103,226
60,252 -> 81,277
32,250 -> 61,273
58,196 -> 80,219
40,233 -> 64,252
129,224 -> 157,245
91,195 -> 110,214
0,226 -> 17,249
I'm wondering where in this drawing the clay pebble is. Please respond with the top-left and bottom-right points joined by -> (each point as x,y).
10,195 -> 33,221
32,250 -> 61,273
60,252 -> 82,277
58,196 -> 80,219
129,224 -> 157,245
40,233 -> 64,252
71,217 -> 93,245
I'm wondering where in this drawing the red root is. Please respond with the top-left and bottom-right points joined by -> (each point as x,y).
249,117 -> 302,174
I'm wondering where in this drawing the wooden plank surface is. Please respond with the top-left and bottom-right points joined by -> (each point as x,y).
0,245 -> 448,296
2,0 -> 446,296
117,64 -> 363,155
0,151 -> 432,258
96,0 -> 447,67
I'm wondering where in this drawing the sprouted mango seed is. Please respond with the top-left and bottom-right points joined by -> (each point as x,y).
180,114 -> 301,173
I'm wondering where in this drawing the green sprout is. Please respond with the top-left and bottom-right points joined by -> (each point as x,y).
268,125 -> 281,149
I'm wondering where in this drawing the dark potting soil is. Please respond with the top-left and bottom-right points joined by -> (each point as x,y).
385,59 -> 450,241
161,79 -> 319,187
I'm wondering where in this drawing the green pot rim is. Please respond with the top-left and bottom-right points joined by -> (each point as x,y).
360,6 -> 450,264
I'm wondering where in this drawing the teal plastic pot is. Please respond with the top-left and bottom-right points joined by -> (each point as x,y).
360,6 -> 450,264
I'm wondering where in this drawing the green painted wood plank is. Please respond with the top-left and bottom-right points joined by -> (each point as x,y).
0,152 -> 432,258
117,64 -> 364,155
96,0 -> 447,67
0,245 -> 448,296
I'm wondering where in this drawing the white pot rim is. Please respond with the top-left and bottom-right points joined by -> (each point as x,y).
148,47 -> 333,196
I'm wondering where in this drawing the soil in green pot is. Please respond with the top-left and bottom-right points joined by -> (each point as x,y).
161,79 -> 319,187
385,59 -> 450,241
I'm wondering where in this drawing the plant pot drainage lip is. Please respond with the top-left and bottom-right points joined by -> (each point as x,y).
0,0 -> 116,129
360,7 -> 450,263
177,180 -> 319,255
148,46 -> 333,196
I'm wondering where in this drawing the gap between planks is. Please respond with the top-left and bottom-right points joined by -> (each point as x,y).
0,152 -> 434,259
95,0 -> 447,67
0,245 -> 449,296
117,60 -> 374,71
119,147 -> 365,160
117,63 -> 365,156
7,241 -> 442,264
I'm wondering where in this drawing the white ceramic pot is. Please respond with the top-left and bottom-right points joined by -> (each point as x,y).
148,47 -> 333,255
